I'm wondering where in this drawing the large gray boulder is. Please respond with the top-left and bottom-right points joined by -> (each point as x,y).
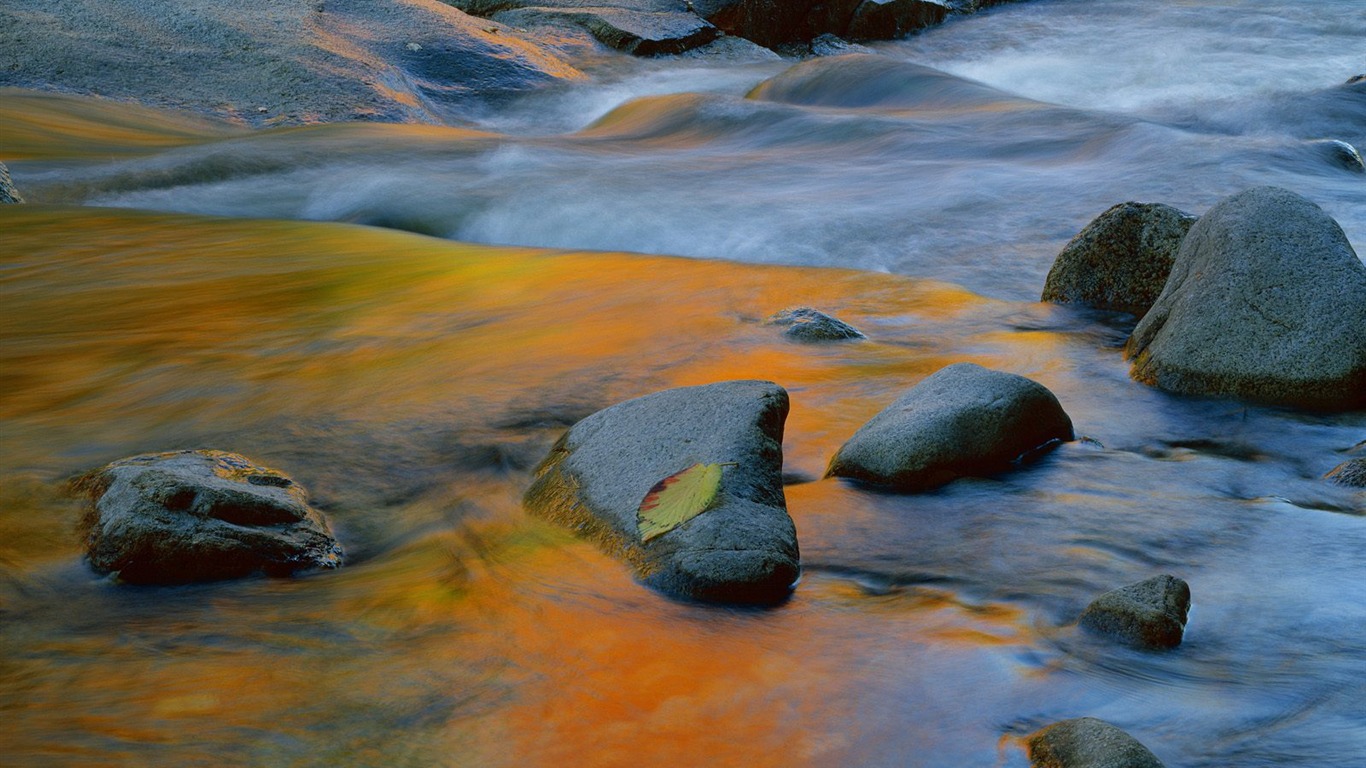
76,450 -> 343,584
1079,575 -> 1190,650
0,162 -> 22,204
825,363 -> 1073,491
524,380 -> 799,604
1028,718 -> 1165,768
1126,187 -> 1366,410
1041,202 -> 1196,317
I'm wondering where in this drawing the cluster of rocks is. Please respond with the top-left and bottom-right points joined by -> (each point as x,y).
1043,186 -> 1366,412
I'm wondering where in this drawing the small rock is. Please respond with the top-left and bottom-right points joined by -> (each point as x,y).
1079,575 -> 1190,650
1028,718 -> 1166,768
769,307 -> 866,342
826,362 -> 1073,491
1325,457 -> 1366,488
0,162 -> 24,204
76,450 -> 343,584
1310,139 -> 1366,173
1126,187 -> 1366,410
524,380 -> 799,604
1041,202 -> 1196,317
807,33 -> 873,57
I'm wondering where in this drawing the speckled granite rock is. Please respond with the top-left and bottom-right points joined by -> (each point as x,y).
1079,575 -> 1190,650
1028,718 -> 1165,768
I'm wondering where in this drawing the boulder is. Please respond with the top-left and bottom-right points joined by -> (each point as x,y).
1041,202 -> 1196,317
693,0 -> 862,48
1126,187 -> 1366,410
825,363 -> 1073,491
769,307 -> 866,342
76,450 -> 343,584
1324,457 -> 1366,488
1028,718 -> 1165,768
0,162 -> 22,204
844,0 -> 950,41
1079,575 -> 1190,650
524,380 -> 800,604
494,7 -> 719,55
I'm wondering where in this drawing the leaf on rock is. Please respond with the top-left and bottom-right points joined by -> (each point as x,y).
637,462 -> 730,543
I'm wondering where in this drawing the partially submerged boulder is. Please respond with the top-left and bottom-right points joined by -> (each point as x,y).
1079,575 -> 1190,650
845,0 -> 950,41
769,307 -> 866,342
1126,187 -> 1366,410
76,450 -> 343,584
494,7 -> 720,55
1028,718 -> 1166,768
1324,457 -> 1366,488
524,380 -> 800,604
0,162 -> 22,204
826,363 -> 1073,491
1041,202 -> 1196,317
1310,139 -> 1365,173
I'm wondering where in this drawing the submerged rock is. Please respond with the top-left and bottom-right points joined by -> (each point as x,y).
826,362 -> 1073,491
524,380 -> 800,604
1041,202 -> 1196,317
0,162 -> 22,204
1126,187 -> 1366,410
1028,718 -> 1166,768
76,450 -> 343,584
769,307 -> 866,342
1310,139 -> 1366,173
1079,575 -> 1190,650
1324,457 -> 1366,488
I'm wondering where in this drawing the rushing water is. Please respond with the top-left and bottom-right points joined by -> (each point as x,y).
2,1 -> 1365,766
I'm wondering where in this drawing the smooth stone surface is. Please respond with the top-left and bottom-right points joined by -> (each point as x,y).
0,0 -> 583,125
1079,574 -> 1190,650
1028,718 -> 1166,768
1041,202 -> 1196,317
769,307 -> 866,342
1324,457 -> 1366,488
0,162 -> 22,204
495,6 -> 719,54
693,0 -> 862,48
76,450 -> 343,584
826,362 -> 1074,491
1126,186 -> 1366,410
524,380 -> 799,604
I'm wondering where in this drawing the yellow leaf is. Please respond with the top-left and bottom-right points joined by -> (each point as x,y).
636,462 -> 731,543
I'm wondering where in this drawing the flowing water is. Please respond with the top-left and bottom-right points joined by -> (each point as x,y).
2,1 -> 1364,765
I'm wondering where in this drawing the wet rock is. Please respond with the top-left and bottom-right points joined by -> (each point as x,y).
1041,202 -> 1196,317
524,380 -> 799,604
845,0 -> 950,41
76,450 -> 343,585
693,0 -> 863,48
769,307 -> 866,342
494,7 -> 719,55
0,162 -> 22,204
826,362 -> 1074,491
1079,575 -> 1190,650
806,33 -> 872,57
1310,139 -> 1366,172
1126,187 -> 1366,410
1324,457 -> 1366,488
1028,718 -> 1166,768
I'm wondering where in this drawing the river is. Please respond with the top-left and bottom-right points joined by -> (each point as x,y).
1,1 -> 1363,766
